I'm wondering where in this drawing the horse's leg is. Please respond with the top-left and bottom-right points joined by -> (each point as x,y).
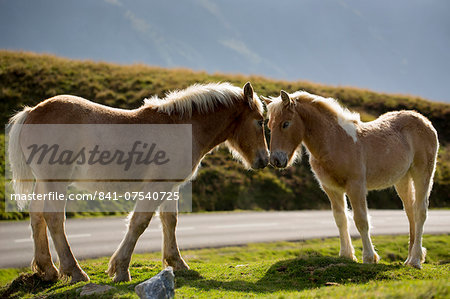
108,210 -> 153,282
108,197 -> 161,282
347,184 -> 380,264
30,185 -> 59,281
160,199 -> 189,270
394,174 -> 416,264
42,183 -> 89,283
322,186 -> 356,261
407,169 -> 432,268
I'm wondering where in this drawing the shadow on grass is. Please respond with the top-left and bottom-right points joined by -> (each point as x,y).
175,253 -> 401,295
0,273 -> 58,299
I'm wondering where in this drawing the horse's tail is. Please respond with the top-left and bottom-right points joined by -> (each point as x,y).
8,107 -> 34,210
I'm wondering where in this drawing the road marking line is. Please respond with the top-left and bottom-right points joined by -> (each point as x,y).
210,222 -> 279,229
15,233 -> 92,243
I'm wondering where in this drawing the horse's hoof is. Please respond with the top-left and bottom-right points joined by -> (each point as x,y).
165,257 -> 190,271
112,271 -> 131,283
70,269 -> 90,283
42,269 -> 60,282
405,257 -> 423,269
363,252 -> 380,264
173,260 -> 190,271
405,260 -> 422,269
340,252 -> 357,262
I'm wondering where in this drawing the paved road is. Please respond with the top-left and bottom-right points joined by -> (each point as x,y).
0,210 -> 449,268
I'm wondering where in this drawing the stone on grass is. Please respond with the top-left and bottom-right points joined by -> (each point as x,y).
135,267 -> 175,299
79,283 -> 115,296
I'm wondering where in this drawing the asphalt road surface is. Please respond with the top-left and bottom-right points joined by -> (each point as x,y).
0,210 -> 449,268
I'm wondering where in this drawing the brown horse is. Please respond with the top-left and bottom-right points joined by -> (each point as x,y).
8,82 -> 269,282
263,90 -> 438,269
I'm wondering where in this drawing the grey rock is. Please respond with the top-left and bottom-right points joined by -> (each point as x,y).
79,283 -> 115,296
135,267 -> 175,299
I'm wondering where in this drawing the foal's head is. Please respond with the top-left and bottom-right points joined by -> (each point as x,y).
226,82 -> 269,169
263,90 -> 304,168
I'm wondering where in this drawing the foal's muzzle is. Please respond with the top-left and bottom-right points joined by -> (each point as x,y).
252,149 -> 269,169
270,151 -> 288,168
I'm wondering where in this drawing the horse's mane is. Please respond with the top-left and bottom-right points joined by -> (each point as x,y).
143,82 -> 262,117
268,91 -> 360,142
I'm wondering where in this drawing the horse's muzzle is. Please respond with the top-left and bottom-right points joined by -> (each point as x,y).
252,149 -> 269,169
270,151 -> 288,168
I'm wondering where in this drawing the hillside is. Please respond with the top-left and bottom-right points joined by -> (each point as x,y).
0,50 -> 449,219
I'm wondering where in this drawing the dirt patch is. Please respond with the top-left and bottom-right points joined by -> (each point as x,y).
0,273 -> 55,298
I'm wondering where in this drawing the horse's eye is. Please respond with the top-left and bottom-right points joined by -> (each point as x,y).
282,121 -> 290,129
257,120 -> 264,127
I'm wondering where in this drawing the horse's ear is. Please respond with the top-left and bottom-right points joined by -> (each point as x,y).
280,90 -> 293,106
243,82 -> 254,100
260,95 -> 272,105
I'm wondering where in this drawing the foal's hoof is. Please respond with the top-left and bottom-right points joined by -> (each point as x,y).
41,269 -> 60,282
405,259 -> 422,269
165,257 -> 190,271
405,247 -> 426,269
174,262 -> 190,271
363,252 -> 380,264
107,257 -> 131,282
70,269 -> 90,283
339,252 -> 357,262
112,271 -> 131,283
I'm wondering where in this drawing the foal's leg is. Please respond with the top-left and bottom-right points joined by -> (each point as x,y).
42,183 -> 89,282
407,170 -> 432,268
108,198 -> 160,282
160,199 -> 189,270
394,175 -> 416,264
322,186 -> 356,261
29,188 -> 59,281
347,184 -> 379,264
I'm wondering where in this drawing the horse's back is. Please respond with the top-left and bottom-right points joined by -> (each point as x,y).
361,110 -> 437,147
25,95 -> 138,124
380,110 -> 437,151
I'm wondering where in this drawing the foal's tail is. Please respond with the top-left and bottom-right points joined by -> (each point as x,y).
8,107 -> 34,210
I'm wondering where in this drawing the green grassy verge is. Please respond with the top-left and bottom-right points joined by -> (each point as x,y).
1,234 -> 448,298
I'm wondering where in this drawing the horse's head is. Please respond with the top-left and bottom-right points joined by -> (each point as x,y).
263,90 -> 304,168
226,82 -> 269,169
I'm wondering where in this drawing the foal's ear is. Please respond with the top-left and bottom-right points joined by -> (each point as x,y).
280,90 -> 293,106
260,95 -> 272,105
243,82 -> 254,100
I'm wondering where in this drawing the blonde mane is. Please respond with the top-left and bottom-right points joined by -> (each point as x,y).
144,82 -> 263,117
267,91 -> 360,142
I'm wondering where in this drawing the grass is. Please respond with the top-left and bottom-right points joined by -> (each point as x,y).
0,234 -> 448,298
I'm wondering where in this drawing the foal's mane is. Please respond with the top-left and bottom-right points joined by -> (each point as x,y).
294,91 -> 360,122
268,91 -> 360,142
144,82 -> 263,117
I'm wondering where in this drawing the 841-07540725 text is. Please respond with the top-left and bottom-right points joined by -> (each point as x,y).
95,191 -> 179,201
